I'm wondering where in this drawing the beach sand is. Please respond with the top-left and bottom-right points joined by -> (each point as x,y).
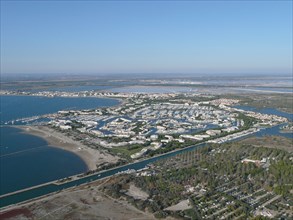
18,125 -> 119,170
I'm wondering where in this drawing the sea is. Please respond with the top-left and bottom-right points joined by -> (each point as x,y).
0,94 -> 292,196
0,95 -> 120,195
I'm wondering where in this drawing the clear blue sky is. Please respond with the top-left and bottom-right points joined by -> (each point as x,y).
1,1 -> 292,75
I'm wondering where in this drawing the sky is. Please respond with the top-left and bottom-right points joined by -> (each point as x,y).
1,1 -> 292,75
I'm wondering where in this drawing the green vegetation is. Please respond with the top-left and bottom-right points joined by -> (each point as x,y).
102,142 -> 293,219
237,112 -> 258,128
240,135 -> 293,153
109,142 -> 150,159
238,93 -> 293,114
131,121 -> 145,134
270,160 -> 293,195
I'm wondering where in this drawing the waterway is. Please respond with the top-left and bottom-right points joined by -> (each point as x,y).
0,142 -> 207,208
0,95 -> 120,196
0,101 -> 292,208
233,106 -> 293,139
233,105 -> 293,121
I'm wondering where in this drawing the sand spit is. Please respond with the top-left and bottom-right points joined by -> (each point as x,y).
18,125 -> 119,170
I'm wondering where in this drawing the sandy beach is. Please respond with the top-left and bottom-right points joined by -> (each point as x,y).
17,125 -> 119,170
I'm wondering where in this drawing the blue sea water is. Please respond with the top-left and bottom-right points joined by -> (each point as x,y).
42,85 -> 115,92
0,95 -> 120,123
0,126 -> 88,195
0,95 -> 119,195
0,95 -> 292,197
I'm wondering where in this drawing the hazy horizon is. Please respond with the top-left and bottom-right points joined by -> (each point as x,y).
1,72 -> 292,84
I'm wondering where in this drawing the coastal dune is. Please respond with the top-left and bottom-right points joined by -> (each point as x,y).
19,126 -> 119,170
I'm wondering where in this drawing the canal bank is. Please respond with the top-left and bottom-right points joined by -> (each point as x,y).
0,142 -> 206,208
1,105 -> 292,209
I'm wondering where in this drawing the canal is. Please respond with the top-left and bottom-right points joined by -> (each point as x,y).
1,106 -> 292,208
0,142 -> 206,208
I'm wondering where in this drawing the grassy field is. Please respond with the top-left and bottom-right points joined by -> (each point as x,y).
240,135 -> 293,153
240,93 -> 293,113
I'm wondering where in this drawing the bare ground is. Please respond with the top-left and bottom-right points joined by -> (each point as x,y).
165,199 -> 191,211
126,184 -> 149,200
0,179 -> 155,220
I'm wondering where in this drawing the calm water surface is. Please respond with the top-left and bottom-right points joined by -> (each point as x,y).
0,100 -> 292,206
0,126 -> 88,195
0,96 -> 292,199
234,105 -> 293,139
0,95 -> 119,195
44,85 -> 115,92
234,105 -> 293,121
0,95 -> 120,123
109,86 -> 196,93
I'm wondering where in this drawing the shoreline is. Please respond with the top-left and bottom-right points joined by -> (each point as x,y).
0,93 -> 124,105
280,130 -> 293,134
230,88 -> 293,94
16,125 -> 119,171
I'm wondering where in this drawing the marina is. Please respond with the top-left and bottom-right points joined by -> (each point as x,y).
1,120 -> 291,208
0,94 -> 292,209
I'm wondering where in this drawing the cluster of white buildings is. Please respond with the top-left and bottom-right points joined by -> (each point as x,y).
27,93 -> 288,160
208,128 -> 260,143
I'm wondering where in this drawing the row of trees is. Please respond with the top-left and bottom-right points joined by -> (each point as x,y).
102,141 -> 292,219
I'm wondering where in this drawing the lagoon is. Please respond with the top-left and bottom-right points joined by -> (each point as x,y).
233,105 -> 293,121
108,86 -> 196,94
